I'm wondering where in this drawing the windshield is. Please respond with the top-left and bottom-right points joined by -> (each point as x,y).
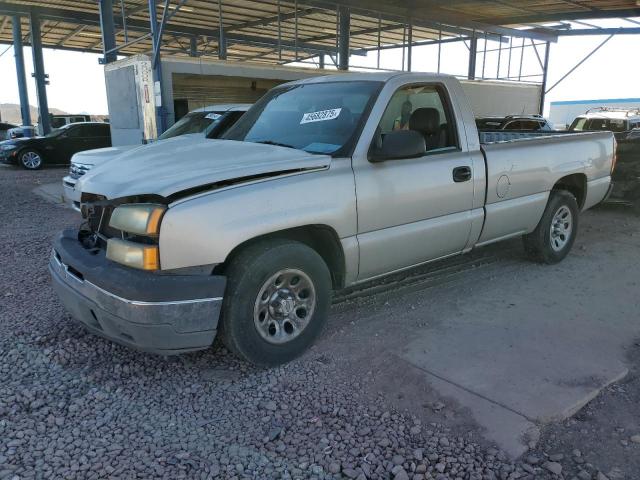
222,81 -> 382,155
158,111 -> 225,140
570,117 -> 629,132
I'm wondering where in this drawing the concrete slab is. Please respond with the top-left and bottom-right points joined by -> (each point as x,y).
417,366 -> 540,458
395,221 -> 640,457
33,182 -> 66,206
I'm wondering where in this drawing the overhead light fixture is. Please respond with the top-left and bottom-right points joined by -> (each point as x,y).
169,5 -> 194,12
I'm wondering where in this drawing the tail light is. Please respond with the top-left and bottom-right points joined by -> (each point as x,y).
611,136 -> 617,174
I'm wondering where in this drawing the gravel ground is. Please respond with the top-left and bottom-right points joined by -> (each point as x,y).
0,166 -> 638,480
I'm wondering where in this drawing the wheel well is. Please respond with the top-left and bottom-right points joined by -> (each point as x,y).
553,174 -> 586,209
216,225 -> 346,289
17,147 -> 43,161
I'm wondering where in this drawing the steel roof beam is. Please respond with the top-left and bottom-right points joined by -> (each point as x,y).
351,34 -> 469,54
0,15 -> 9,36
301,0 -> 557,41
302,0 -> 505,42
225,6 -> 318,32
556,27 -> 640,36
497,8 -> 640,25
0,2 -> 363,56
57,25 -> 86,46
226,32 -> 365,56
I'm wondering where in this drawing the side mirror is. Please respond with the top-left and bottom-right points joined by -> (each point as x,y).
370,129 -> 426,162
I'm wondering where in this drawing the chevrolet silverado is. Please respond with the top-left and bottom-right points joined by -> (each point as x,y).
49,72 -> 615,366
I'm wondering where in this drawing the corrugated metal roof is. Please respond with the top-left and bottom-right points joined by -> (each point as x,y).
0,1 -> 638,64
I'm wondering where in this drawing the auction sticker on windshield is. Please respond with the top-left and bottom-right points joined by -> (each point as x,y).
300,108 -> 342,124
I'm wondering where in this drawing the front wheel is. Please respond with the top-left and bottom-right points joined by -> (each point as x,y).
523,190 -> 579,264
19,149 -> 44,170
220,239 -> 331,366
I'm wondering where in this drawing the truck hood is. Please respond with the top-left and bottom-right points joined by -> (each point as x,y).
72,133 -> 203,166
78,136 -> 332,200
72,145 -> 141,165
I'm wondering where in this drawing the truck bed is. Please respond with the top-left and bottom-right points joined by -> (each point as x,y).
476,129 -> 614,246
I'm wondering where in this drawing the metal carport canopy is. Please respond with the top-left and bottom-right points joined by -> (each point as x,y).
1,0 -> 639,65
1,0 -> 639,135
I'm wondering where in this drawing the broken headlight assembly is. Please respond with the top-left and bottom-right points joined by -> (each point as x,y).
106,204 -> 166,270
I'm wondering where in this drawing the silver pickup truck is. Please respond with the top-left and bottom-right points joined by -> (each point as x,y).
49,72 -> 615,366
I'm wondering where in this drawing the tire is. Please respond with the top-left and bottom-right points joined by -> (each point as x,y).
523,190 -> 579,264
220,239 -> 332,366
19,149 -> 44,170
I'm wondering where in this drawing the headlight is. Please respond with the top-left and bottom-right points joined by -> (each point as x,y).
109,203 -> 166,236
70,162 -> 93,178
106,238 -> 159,270
1,144 -> 17,151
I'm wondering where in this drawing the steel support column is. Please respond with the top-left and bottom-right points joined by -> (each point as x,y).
538,42 -> 550,115
467,34 -> 477,79
218,0 -> 226,60
148,0 -> 166,134
12,15 -> 31,126
407,22 -> 412,71
189,36 -> 197,57
29,12 -> 50,135
337,6 -> 349,70
98,0 -> 117,63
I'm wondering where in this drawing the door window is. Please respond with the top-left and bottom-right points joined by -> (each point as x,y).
64,126 -> 83,138
94,124 -> 111,137
377,84 -> 458,153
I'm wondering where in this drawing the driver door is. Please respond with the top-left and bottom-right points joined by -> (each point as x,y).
353,83 -> 476,280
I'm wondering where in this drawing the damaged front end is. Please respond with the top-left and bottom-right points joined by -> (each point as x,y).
78,193 -> 167,253
48,192 -> 226,355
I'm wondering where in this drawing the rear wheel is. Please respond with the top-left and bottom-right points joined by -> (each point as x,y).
523,190 -> 579,264
19,149 -> 43,170
220,239 -> 331,366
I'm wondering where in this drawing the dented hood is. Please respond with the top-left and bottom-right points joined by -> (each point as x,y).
71,144 -> 142,166
77,136 -> 332,200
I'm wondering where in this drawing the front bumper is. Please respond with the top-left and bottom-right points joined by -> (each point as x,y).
62,176 -> 81,211
49,229 -> 226,355
0,149 -> 18,164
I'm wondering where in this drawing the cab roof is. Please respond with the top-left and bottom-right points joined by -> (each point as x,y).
285,71 -> 455,86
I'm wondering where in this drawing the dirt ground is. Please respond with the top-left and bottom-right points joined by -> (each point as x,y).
1,165 -> 640,479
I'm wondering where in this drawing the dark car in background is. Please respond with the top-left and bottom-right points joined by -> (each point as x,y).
476,114 -> 554,131
0,122 -> 18,141
0,122 -> 111,170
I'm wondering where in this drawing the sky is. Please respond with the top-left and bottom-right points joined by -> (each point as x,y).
0,19 -> 639,118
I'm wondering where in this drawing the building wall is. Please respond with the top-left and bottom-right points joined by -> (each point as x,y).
549,98 -> 640,129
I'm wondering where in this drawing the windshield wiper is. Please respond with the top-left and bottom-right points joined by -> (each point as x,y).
254,140 -> 298,150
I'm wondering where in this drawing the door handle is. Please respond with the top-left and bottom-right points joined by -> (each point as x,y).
453,166 -> 472,182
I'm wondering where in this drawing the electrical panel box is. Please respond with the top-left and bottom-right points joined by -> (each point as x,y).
104,55 -> 157,146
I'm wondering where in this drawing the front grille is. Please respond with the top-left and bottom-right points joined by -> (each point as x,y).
69,162 -> 92,179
